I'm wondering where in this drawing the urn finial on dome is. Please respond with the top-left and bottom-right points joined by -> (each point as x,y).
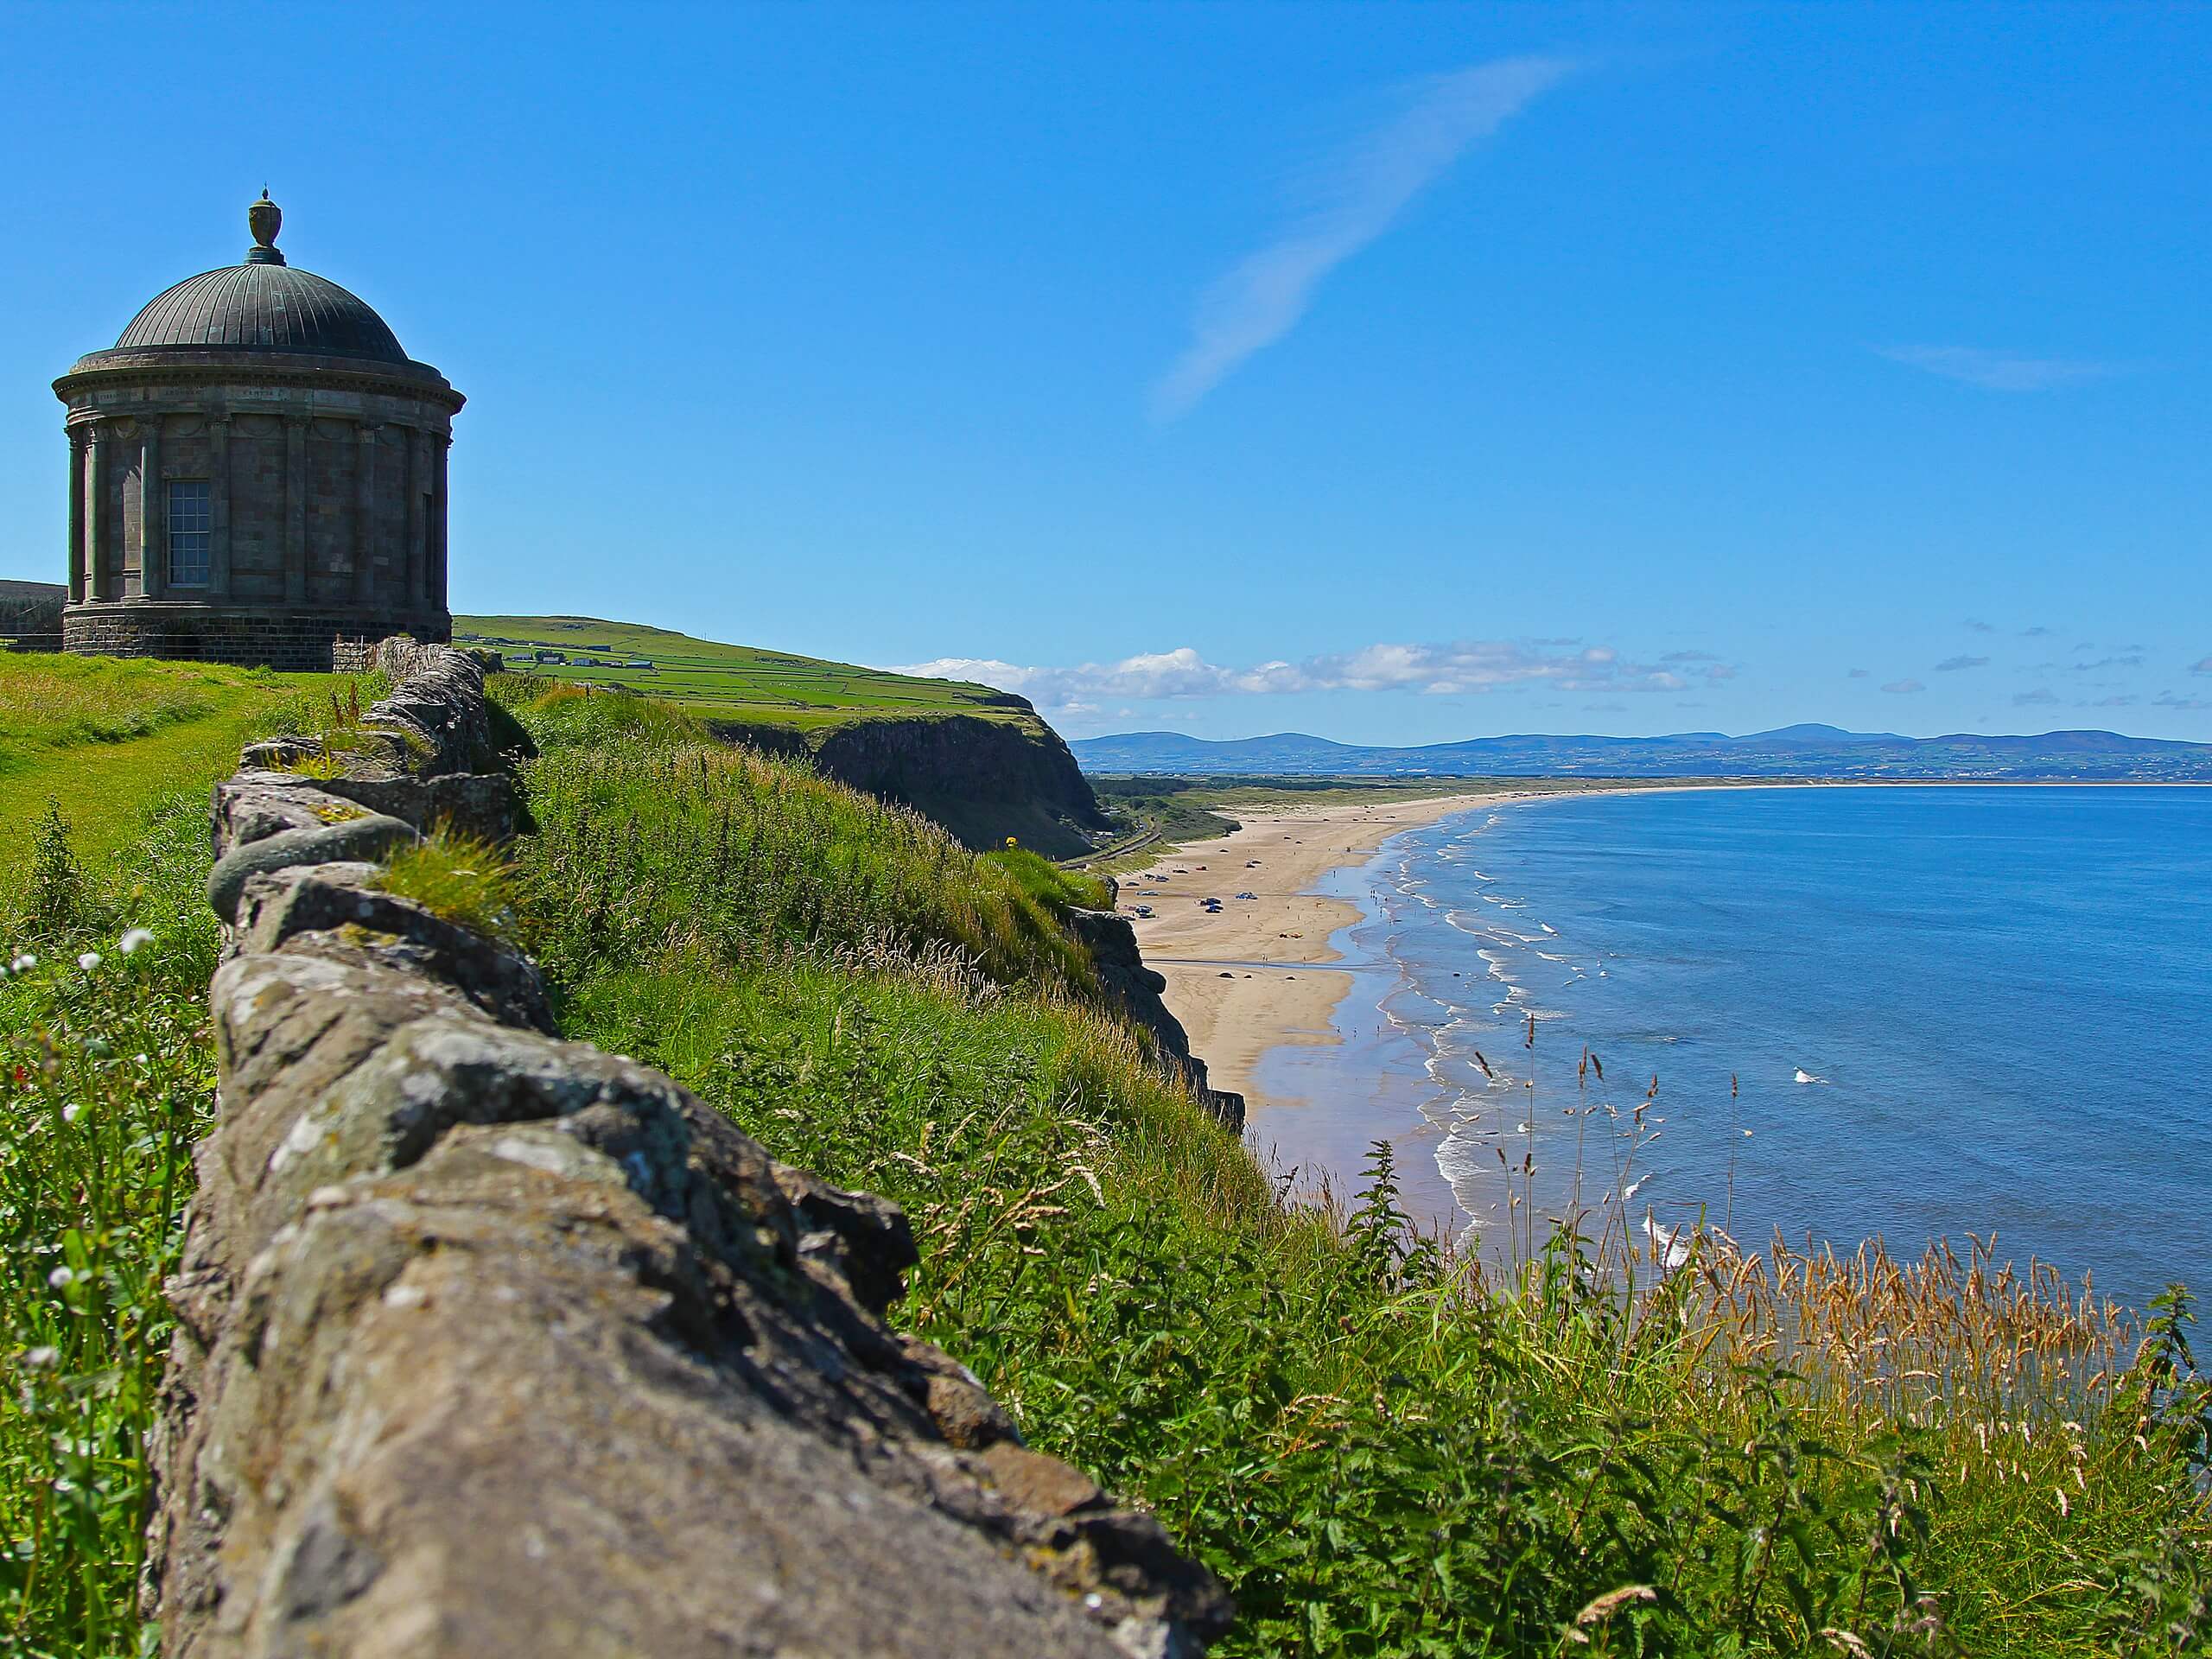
245,191 -> 285,267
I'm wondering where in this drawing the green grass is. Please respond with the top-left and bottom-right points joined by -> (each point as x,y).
0,655 -> 381,881
3,660 -> 2205,1656
504,691 -> 2212,1657
457,612 -> 1026,731
0,795 -> 227,1656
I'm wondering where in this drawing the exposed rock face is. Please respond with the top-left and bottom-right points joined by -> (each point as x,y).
714,709 -> 1112,858
150,645 -> 1230,1658
1066,908 -> 1244,1131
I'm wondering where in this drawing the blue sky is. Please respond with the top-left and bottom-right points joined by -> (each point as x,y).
3,3 -> 2208,743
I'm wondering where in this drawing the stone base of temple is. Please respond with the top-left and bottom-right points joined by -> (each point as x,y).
62,601 -> 451,672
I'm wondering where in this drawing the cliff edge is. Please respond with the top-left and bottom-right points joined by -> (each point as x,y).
148,642 -> 1228,1657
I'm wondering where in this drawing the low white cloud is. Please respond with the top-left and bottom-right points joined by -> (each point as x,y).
893,638 -> 1709,711
1153,56 -> 1573,418
1876,345 -> 2126,392
1881,679 -> 1926,695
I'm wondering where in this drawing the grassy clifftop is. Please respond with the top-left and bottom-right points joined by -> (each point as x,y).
455,613 -> 1023,730
2,654 -> 2208,1656
459,615 -> 1110,855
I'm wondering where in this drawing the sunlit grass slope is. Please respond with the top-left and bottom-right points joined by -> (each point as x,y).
500,678 -> 2212,1659
0,654 -> 376,878
1,664 -> 2204,1656
457,612 -> 1021,731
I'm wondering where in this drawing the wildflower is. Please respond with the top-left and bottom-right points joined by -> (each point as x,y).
77,951 -> 101,972
23,1346 -> 58,1369
60,1103 -> 79,1125
9,952 -> 35,973
47,1267 -> 73,1288
118,927 -> 155,955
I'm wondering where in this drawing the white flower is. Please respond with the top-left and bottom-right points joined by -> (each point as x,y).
47,1268 -> 73,1288
134,1053 -> 149,1066
22,1346 -> 57,1370
117,928 -> 154,956
77,952 -> 100,972
9,953 -> 34,973
60,1104 -> 79,1125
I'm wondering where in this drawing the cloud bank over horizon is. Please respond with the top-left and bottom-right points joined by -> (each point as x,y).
1152,56 -> 1573,418
893,637 -> 1722,715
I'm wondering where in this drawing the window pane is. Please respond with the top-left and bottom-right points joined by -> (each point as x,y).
168,480 -> 211,586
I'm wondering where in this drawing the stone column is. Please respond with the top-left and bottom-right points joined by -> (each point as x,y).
66,428 -> 86,604
85,423 -> 107,601
140,418 -> 164,600
406,427 -> 429,607
353,422 -> 379,605
208,416 -> 232,599
284,413 -> 308,603
430,434 -> 450,606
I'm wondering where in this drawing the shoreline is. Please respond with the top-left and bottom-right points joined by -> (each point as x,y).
1122,780 -> 1722,1110
1122,775 -> 2209,1147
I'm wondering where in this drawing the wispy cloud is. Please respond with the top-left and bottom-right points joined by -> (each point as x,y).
2022,626 -> 2053,638
1153,56 -> 1573,418
1881,679 -> 1926,695
1963,619 -> 1995,633
2012,688 -> 2060,707
1875,345 -> 2125,392
2156,692 -> 2212,711
1936,654 -> 1989,671
2095,695 -> 2139,708
1847,667 -> 1870,679
894,637 -> 1703,711
2192,656 -> 2212,675
2072,655 -> 2144,672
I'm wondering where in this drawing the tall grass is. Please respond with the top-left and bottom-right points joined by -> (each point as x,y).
507,683 -> 1103,997
0,797 -> 222,1656
0,662 -> 369,1656
504,685 -> 2212,1656
3,671 -> 2202,1656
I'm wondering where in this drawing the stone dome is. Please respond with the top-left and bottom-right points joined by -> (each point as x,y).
111,195 -> 408,365
116,263 -> 408,364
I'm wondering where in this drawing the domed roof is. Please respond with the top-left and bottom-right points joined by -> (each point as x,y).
110,194 -> 410,365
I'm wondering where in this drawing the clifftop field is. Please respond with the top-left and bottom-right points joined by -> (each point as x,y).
456,613 -> 1021,731
2,647 -> 2208,1656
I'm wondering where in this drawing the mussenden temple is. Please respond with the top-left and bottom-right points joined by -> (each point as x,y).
55,194 -> 461,671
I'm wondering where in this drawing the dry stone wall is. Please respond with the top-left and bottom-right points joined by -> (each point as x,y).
150,642 -> 1230,1658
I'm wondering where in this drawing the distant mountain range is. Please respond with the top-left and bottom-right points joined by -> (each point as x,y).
1070,723 -> 2212,781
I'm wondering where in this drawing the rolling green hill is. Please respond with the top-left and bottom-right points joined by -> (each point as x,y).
455,613 -> 1020,731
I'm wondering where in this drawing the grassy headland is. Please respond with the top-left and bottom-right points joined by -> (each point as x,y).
455,612 -> 1021,732
0,655 -> 2205,1656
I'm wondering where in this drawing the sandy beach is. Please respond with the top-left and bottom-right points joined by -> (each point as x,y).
1120,777 -> 2164,1122
1122,791 -> 1523,1108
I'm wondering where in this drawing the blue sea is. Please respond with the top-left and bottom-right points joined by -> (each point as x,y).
1248,785 -> 2212,1312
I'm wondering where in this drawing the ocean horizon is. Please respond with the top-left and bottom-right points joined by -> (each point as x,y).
1247,783 -> 2212,1313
